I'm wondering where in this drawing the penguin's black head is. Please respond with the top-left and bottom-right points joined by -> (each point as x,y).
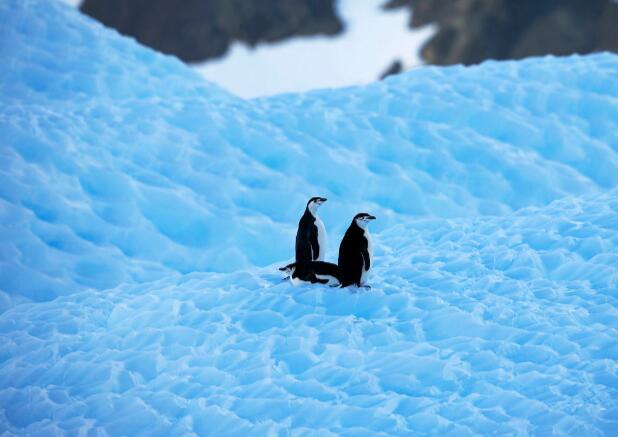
279,262 -> 297,275
354,213 -> 376,228
307,197 -> 327,213
307,197 -> 327,206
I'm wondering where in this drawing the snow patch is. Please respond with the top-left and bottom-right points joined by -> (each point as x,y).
194,0 -> 436,97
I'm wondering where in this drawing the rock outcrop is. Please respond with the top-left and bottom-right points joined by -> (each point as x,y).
80,0 -> 343,62
385,0 -> 618,65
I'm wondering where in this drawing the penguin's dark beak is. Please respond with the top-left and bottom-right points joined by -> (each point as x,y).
367,215 -> 376,220
319,197 -> 327,204
278,267 -> 287,271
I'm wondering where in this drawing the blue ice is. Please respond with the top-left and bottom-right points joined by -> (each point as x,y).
0,0 -> 617,435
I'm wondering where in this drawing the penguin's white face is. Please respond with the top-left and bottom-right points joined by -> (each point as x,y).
307,197 -> 327,214
354,213 -> 376,229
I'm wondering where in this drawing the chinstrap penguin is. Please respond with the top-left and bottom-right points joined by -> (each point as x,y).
338,213 -> 376,288
279,261 -> 341,286
296,197 -> 327,264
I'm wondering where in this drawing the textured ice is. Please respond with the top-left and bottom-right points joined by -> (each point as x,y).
1,191 -> 617,435
1,0 -> 618,435
3,0 -> 618,305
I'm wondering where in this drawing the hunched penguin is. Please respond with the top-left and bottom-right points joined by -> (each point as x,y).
296,197 -> 327,264
279,261 -> 341,286
338,213 -> 376,288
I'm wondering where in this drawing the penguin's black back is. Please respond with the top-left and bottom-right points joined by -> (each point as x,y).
338,222 -> 367,287
296,208 -> 319,264
293,261 -> 341,283
306,261 -> 341,281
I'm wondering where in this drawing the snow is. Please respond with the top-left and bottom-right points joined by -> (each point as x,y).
194,0 -> 436,98
1,0 -> 618,435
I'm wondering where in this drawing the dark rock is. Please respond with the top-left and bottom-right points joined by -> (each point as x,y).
384,0 -> 618,65
380,60 -> 403,80
80,0 -> 343,62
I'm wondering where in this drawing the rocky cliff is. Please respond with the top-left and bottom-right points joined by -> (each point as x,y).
80,0 -> 343,62
385,0 -> 618,65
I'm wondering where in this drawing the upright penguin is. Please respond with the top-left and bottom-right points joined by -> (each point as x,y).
338,213 -> 376,287
296,197 -> 327,264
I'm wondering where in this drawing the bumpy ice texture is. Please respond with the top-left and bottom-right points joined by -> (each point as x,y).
1,0 -> 617,435
1,191 -> 617,435
2,0 -> 618,305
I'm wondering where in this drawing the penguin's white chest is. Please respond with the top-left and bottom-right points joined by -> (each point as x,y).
361,230 -> 373,284
315,273 -> 339,286
315,216 -> 327,261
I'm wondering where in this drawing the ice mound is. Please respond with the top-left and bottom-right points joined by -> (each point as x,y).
1,1 -> 618,434
1,190 -> 616,435
2,0 -> 618,304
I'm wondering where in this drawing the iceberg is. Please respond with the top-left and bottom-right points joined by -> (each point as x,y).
0,0 -> 617,435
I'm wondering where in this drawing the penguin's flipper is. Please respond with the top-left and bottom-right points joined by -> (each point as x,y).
309,229 -> 320,261
295,240 -> 313,264
361,247 -> 370,271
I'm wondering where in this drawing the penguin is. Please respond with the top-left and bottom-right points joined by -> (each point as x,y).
279,261 -> 341,286
296,197 -> 327,265
338,213 -> 376,288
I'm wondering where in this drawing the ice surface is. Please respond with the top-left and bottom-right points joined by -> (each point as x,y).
2,0 -> 618,305
1,0 -> 617,435
1,191 -> 617,435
